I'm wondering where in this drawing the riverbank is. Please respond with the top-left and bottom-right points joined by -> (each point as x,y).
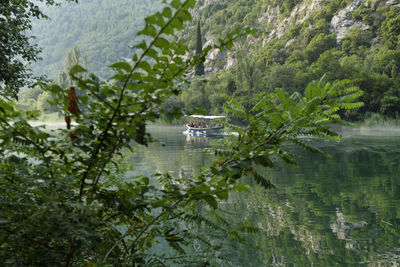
360,113 -> 400,127
339,125 -> 400,137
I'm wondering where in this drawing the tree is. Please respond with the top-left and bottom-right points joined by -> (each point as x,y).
58,45 -> 88,87
0,0 -> 78,100
235,42 -> 263,93
311,49 -> 345,81
0,0 -> 363,266
194,20 -> 205,76
380,8 -> 400,49
305,33 -> 336,63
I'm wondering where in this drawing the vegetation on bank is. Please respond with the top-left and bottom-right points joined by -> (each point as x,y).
362,112 -> 400,127
180,0 -> 400,121
0,0 -> 78,100
18,0 -> 399,124
0,0 -> 364,265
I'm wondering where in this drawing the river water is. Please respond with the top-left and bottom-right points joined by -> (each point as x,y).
126,125 -> 400,266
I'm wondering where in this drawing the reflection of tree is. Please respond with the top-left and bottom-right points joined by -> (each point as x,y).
128,128 -> 400,266
222,137 -> 400,266
127,126 -> 215,178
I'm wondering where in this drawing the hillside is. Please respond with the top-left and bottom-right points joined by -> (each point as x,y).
178,0 -> 400,120
30,0 -> 161,80
26,0 -> 400,121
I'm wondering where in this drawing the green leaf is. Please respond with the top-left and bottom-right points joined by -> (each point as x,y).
204,196 -> 218,209
186,0 -> 196,8
135,40 -> 147,51
109,62 -> 131,72
233,184 -> 250,192
176,9 -> 191,22
154,37 -> 170,49
69,65 -> 87,76
162,7 -> 172,18
138,25 -> 157,37
137,61 -> 152,74
170,17 -> 183,30
171,0 -> 181,9
216,190 -> 228,200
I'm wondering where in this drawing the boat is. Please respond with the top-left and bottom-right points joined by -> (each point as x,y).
185,115 -> 225,136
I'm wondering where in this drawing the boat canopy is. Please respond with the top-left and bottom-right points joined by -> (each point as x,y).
189,115 -> 226,119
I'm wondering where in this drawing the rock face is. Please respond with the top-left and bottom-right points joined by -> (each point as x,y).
386,0 -> 400,6
259,0 -> 324,45
202,0 -> 326,74
203,0 -> 224,6
200,0 -> 398,73
330,0 -> 369,43
203,39 -> 228,75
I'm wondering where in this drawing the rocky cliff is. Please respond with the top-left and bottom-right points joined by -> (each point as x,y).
198,0 -> 400,74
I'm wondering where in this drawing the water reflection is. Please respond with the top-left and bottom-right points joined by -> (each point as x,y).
186,134 -> 211,145
129,126 -> 400,266
226,135 -> 400,266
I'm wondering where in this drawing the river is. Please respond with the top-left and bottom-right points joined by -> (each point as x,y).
125,125 -> 400,266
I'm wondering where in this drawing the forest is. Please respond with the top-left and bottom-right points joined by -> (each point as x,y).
16,0 -> 400,123
0,0 -> 366,265
181,0 -> 400,122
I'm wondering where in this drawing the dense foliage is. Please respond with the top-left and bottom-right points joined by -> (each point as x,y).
180,0 -> 400,121
0,0 -> 77,99
0,0 -> 364,265
22,0 -> 399,122
30,0 -> 162,80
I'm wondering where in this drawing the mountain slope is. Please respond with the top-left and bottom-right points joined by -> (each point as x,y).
31,0 -> 161,79
27,0 -> 400,120
180,0 -> 400,119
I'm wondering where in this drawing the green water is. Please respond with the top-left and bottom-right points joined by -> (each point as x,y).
129,126 -> 400,266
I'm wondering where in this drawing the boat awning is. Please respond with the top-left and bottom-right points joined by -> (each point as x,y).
188,115 -> 226,119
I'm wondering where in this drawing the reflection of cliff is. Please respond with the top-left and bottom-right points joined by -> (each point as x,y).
223,135 -> 400,266
262,204 -> 323,253
128,127 -> 400,266
329,209 -> 367,250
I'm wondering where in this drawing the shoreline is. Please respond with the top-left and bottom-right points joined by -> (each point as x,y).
28,121 -> 400,137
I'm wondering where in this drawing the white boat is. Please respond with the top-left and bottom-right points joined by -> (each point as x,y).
185,115 -> 225,136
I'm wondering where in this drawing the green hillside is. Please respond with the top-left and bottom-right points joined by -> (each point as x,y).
31,0 -> 161,79
26,0 -> 400,121
181,0 -> 400,121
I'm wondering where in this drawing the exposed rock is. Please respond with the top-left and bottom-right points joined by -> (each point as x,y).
386,0 -> 400,6
259,0 -> 324,45
203,39 -> 228,75
224,53 -> 236,69
204,0 -> 223,6
203,39 -> 214,48
202,0 -> 397,74
371,37 -> 379,45
207,47 -> 226,62
330,0 -> 370,43
285,39 -> 295,48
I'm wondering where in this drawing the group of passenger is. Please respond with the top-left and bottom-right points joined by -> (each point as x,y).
187,121 -> 220,128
